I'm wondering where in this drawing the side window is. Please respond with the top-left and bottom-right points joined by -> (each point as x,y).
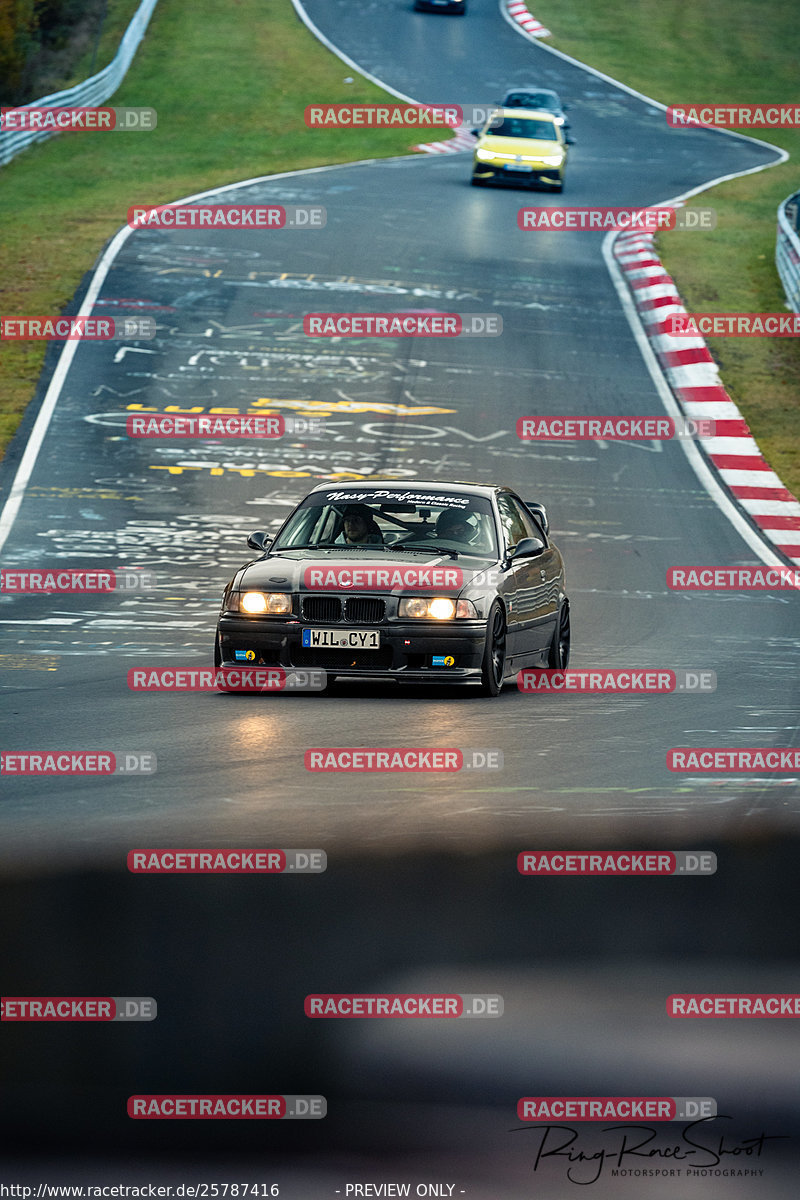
496,495 -> 527,549
317,507 -> 340,542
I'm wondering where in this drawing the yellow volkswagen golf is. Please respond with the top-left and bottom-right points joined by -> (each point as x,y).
471,108 -> 568,191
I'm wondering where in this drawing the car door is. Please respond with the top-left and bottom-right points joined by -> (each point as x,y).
497,493 -> 559,665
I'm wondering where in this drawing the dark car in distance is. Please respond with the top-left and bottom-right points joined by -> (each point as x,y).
414,0 -> 466,12
215,480 -> 570,696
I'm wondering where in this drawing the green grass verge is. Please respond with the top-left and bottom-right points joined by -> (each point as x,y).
0,0 -> 451,453
532,0 -> 800,494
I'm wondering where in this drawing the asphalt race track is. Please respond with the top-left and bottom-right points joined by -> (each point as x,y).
1,0 -> 799,1194
1,22 -> 797,858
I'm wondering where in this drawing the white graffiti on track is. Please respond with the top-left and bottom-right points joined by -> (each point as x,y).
239,487 -> 310,508
0,608 -> 211,631
79,405 -> 599,475
4,637 -> 205,658
134,266 -> 483,301
28,516 -> 274,568
88,397 -> 457,420
131,242 -> 271,265
116,368 -> 425,387
557,529 -> 681,543
91,476 -> 179,494
180,348 -> 404,369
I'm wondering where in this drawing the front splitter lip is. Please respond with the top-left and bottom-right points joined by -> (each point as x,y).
321,666 -> 483,683
473,164 -> 563,182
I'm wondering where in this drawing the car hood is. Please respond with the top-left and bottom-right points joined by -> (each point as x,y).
236,548 -> 499,596
478,135 -> 564,156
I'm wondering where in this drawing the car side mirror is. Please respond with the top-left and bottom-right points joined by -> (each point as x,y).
247,531 -> 273,552
524,502 -> 549,535
512,537 -> 545,558
471,128 -> 481,136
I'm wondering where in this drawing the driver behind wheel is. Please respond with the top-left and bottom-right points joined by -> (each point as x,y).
336,504 -> 384,545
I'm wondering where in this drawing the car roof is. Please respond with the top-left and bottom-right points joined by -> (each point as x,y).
307,479 -> 505,500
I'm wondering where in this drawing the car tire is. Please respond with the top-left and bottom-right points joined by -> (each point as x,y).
479,601 -> 507,696
547,601 -> 571,669
470,175 -> 484,186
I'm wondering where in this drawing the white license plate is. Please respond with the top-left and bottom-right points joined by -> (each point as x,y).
504,163 -> 534,172
302,628 -> 380,649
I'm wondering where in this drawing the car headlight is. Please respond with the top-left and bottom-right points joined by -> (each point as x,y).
238,591 -> 292,615
399,597 -> 478,619
475,148 -> 496,161
541,154 -> 564,166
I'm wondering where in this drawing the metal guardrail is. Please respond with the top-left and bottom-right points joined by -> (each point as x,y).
0,0 -> 160,165
776,190 -> 800,314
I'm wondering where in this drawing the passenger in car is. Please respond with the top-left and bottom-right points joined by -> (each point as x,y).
435,509 -> 475,543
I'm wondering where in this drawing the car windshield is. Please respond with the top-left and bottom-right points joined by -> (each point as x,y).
490,117 -> 557,140
271,490 -> 499,558
507,93 -> 558,111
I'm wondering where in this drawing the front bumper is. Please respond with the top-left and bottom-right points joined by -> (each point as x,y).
472,161 -> 562,186
217,615 -> 488,683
